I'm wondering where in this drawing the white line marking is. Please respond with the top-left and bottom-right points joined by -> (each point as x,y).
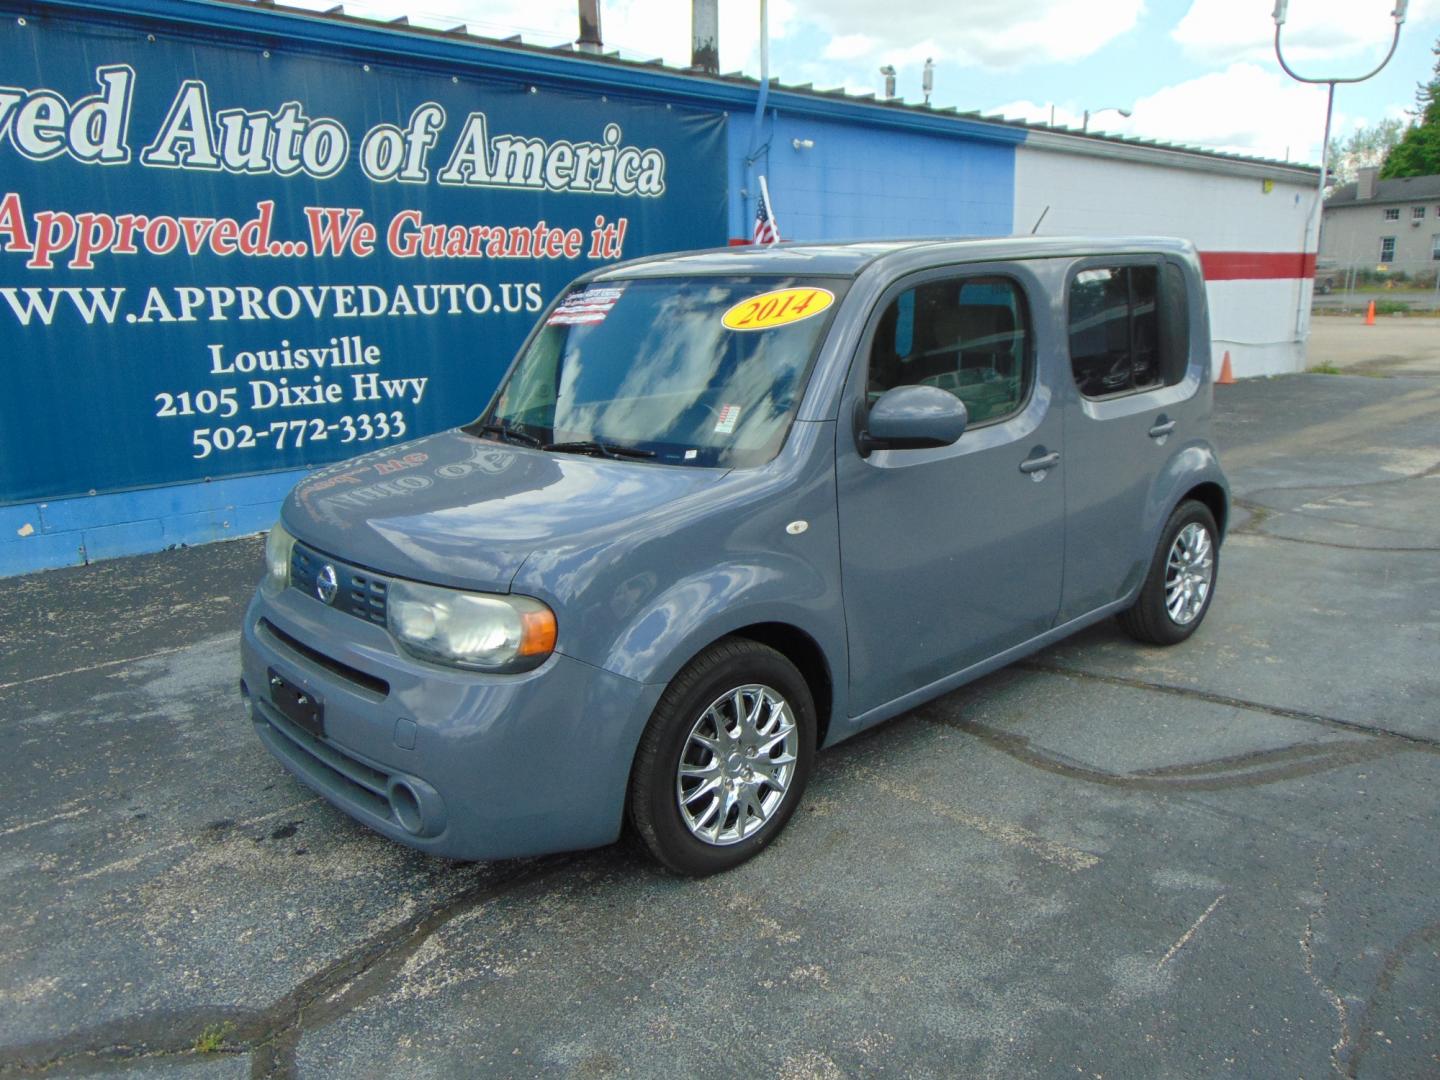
0,643 -> 203,692
1157,894 -> 1226,970
853,765 -> 1099,872
0,807 -> 90,838
60,797 -> 321,885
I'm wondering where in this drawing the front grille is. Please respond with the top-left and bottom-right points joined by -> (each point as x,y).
291,543 -> 388,626
258,618 -> 390,699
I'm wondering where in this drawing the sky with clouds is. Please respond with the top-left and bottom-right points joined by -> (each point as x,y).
278,0 -> 1440,164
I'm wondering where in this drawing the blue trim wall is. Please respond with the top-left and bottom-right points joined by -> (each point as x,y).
2,0 -> 1024,578
727,112 -> 1016,241
1,472 -> 302,575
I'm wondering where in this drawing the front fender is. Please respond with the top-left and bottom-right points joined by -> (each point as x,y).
509,423 -> 848,717
598,561 -> 848,692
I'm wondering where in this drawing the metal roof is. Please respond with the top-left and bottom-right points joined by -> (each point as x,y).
1326,174 -> 1440,208
92,0 -> 1321,182
594,236 -> 1199,280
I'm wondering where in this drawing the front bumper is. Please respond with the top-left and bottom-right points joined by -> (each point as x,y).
240,582 -> 660,861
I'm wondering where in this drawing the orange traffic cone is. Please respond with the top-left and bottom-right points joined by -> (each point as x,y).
1217,350 -> 1235,385
1365,300 -> 1376,325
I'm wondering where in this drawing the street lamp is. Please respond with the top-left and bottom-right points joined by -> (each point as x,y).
1273,0 -> 1409,336
1082,106 -> 1130,132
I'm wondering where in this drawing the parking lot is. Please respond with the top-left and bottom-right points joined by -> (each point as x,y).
2,342 -> 1437,1078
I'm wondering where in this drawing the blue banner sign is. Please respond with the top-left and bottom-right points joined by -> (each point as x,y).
0,7 -> 728,503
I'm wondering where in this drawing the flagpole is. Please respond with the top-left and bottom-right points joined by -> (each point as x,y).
747,0 -> 770,232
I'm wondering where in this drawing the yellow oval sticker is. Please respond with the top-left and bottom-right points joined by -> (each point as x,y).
722,287 -> 835,332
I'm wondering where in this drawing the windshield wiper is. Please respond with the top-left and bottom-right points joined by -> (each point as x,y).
477,420 -> 542,448
542,439 -> 657,460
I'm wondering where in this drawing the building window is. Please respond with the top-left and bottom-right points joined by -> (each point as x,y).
1415,206 -> 1427,220
868,275 -> 1033,426
1384,208 -> 1400,221
1432,234 -> 1440,261
1380,237 -> 1397,263
1067,264 -> 1189,398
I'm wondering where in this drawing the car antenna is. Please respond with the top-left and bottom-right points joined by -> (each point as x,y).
1030,205 -> 1050,235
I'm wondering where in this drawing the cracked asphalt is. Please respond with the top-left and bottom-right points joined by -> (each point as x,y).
2,358 -> 1437,1078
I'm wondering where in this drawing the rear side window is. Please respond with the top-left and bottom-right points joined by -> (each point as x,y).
868,275 -> 1032,426
1068,264 -> 1189,398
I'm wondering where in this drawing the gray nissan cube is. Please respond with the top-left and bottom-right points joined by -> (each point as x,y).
241,237 -> 1229,876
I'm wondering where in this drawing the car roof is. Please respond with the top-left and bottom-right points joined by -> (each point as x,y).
591,235 -> 1199,280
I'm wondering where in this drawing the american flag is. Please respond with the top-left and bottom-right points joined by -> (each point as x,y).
753,175 -> 780,245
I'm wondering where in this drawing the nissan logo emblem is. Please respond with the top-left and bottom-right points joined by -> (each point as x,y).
316,564 -> 339,605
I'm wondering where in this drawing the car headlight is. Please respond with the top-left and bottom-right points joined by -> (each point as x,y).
387,579 -> 557,672
264,522 -> 296,591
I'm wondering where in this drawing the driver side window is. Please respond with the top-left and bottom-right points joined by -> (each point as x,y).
868,276 -> 1033,426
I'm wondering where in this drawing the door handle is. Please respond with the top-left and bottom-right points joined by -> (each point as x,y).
1018,451 -> 1061,474
1148,419 -> 1177,439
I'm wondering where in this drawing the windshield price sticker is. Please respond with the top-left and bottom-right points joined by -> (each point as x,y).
713,404 -> 741,434
547,285 -> 626,326
721,287 -> 834,332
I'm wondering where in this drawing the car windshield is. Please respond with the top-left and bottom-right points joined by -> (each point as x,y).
474,275 -> 848,468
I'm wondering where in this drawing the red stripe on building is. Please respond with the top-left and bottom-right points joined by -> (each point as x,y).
1199,251 -> 1316,280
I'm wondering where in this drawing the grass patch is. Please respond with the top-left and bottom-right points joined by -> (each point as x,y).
1308,361 -> 1342,374
193,1023 -> 232,1054
1373,300 -> 1412,315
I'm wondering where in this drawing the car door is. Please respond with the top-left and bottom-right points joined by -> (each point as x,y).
835,264 -> 1065,719
1060,257 -> 1196,621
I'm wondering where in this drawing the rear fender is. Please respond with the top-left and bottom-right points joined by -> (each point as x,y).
1130,442 -> 1230,600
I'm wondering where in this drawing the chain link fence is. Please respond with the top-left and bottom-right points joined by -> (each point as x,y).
1312,258 -> 1440,313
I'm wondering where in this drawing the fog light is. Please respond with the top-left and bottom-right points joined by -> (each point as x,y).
389,780 -> 424,835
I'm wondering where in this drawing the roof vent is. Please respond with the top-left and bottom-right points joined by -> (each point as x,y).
1357,166 -> 1378,200
576,0 -> 602,54
691,0 -> 718,73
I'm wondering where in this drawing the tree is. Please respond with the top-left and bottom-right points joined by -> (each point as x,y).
1326,118 -> 1406,186
1381,36 -> 1440,179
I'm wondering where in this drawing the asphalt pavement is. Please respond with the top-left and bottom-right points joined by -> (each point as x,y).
1,357 -> 1437,1079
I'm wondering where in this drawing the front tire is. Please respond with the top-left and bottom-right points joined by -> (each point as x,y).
628,638 -> 816,876
1118,500 -> 1219,646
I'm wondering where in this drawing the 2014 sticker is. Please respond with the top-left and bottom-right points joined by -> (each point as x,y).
721,287 -> 834,332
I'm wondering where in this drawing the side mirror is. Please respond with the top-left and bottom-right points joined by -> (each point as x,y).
857,385 -> 969,457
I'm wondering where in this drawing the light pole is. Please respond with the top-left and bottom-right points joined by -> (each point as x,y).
1273,0 -> 1409,335
1082,106 -> 1130,132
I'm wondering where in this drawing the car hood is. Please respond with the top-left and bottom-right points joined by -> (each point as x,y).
282,430 -> 727,592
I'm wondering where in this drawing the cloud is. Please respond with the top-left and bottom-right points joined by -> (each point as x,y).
280,0 -> 576,44
273,0 -> 793,69
1127,63 -> 1332,161
823,33 -> 876,62
992,63 -> 1338,163
1172,0 -> 1433,67
790,0 -> 1145,69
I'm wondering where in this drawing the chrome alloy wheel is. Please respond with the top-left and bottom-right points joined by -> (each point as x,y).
676,684 -> 799,846
1165,522 -> 1214,626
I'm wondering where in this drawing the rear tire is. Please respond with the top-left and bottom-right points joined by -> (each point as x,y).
628,638 -> 815,876
1118,500 -> 1219,646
